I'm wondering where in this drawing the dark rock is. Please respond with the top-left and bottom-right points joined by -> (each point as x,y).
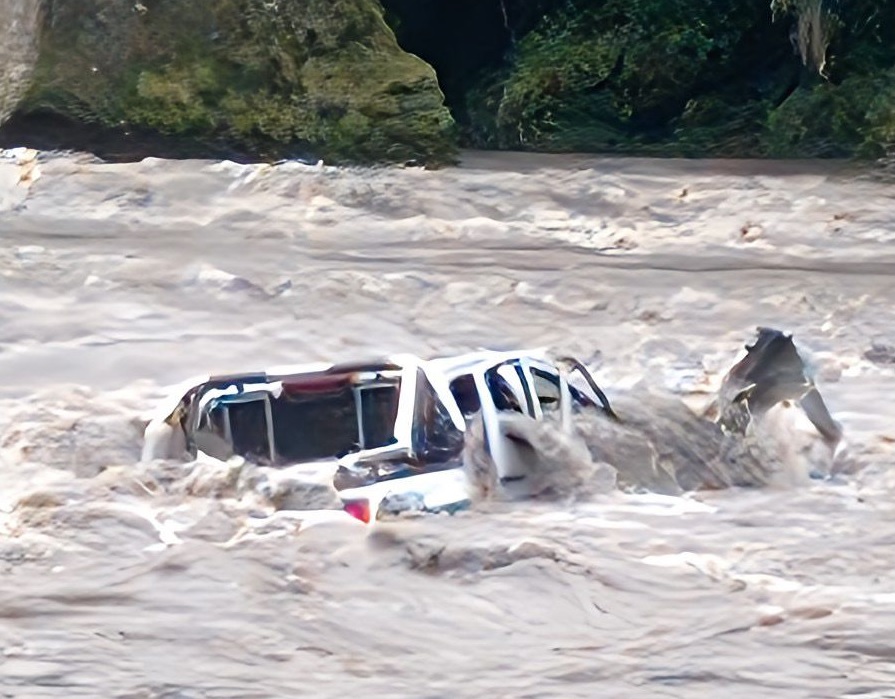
865,340 -> 895,365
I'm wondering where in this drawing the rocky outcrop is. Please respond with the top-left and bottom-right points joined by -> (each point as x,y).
0,0 -> 41,126
8,0 -> 455,164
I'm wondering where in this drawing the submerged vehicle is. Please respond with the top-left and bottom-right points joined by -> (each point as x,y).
142,349 -> 617,521
143,328 -> 843,522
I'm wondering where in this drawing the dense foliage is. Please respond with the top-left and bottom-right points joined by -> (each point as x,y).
455,0 -> 895,157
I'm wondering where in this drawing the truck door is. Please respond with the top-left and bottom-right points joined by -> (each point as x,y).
476,360 -> 541,482
522,360 -> 574,432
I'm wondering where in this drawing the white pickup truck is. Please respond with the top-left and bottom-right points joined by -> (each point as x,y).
142,349 -> 616,521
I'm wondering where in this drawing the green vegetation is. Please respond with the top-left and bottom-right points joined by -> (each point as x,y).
460,0 -> 895,158
5,0 -> 894,162
19,0 -> 455,164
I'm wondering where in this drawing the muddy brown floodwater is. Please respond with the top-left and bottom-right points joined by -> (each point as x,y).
1,148 -> 894,698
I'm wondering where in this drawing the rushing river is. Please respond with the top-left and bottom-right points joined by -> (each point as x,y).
1,148 -> 894,697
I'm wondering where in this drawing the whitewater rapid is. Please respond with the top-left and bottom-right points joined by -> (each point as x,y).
1,149 -> 894,697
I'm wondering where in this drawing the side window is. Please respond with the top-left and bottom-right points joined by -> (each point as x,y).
412,369 -> 465,466
530,368 -> 562,413
449,374 -> 481,417
484,366 -> 524,413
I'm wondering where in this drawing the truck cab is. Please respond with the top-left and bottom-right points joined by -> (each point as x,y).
143,349 -> 613,521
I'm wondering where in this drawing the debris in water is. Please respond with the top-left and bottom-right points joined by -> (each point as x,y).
710,326 -> 842,449
865,340 -> 895,366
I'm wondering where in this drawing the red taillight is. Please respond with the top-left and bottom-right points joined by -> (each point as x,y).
343,499 -> 371,524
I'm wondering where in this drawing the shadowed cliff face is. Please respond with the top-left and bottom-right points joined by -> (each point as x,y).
380,0 -> 516,111
383,0 -> 895,159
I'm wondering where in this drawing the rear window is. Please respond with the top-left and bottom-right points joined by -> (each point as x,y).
202,376 -> 403,465
271,386 -> 359,462
359,384 -> 401,449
